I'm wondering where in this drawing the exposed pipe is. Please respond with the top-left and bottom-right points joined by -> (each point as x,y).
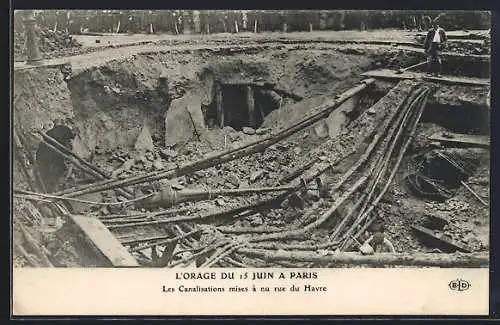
54,79 -> 375,199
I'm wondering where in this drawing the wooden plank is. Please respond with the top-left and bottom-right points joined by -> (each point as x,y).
223,81 -> 303,101
429,131 -> 490,148
14,61 -> 68,71
415,30 -> 489,40
246,86 -> 256,128
361,69 -> 490,87
411,225 -> 471,253
215,83 -> 224,128
69,214 -> 139,267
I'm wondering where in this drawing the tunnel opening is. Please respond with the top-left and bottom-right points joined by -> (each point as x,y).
420,103 -> 490,135
204,82 -> 288,131
222,84 -> 251,130
35,124 -> 75,193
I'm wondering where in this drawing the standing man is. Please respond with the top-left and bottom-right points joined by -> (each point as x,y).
241,10 -> 248,31
423,18 -> 447,77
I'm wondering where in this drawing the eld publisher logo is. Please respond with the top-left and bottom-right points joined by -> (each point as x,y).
449,279 -> 471,292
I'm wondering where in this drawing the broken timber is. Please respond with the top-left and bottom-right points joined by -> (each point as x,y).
246,86 -> 256,128
69,214 -> 139,266
411,225 -> 472,253
215,82 -> 224,128
361,69 -> 489,87
239,248 -> 488,268
429,132 -> 490,148
223,81 -> 303,101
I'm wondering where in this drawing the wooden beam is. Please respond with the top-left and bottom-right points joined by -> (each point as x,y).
361,69 -> 490,87
14,61 -> 69,71
215,82 -> 224,128
429,132 -> 490,148
246,86 -> 256,128
238,248 -> 488,268
222,81 -> 303,101
415,30 -> 489,40
411,225 -> 472,253
69,214 -> 139,267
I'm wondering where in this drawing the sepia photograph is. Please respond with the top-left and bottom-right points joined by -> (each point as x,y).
12,9 -> 490,273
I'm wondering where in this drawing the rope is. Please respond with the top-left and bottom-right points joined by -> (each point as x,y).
13,189 -> 154,206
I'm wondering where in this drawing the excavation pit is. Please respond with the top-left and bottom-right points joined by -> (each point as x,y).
13,38 -> 490,267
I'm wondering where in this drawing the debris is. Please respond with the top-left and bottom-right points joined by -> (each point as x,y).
160,148 -> 178,159
424,214 -> 450,230
239,181 -> 250,189
305,190 -> 320,202
249,216 -> 264,227
153,159 -> 164,170
359,242 -> 375,255
256,128 -> 271,135
215,198 -> 226,206
315,176 -> 329,198
223,126 -> 236,133
134,124 -> 155,151
171,183 -> 185,190
71,135 -> 92,160
276,143 -> 289,151
288,192 -> 305,210
226,173 -> 241,187
145,151 -> 155,161
313,121 -> 329,138
194,171 -> 206,178
242,127 -> 256,135
250,170 -> 264,183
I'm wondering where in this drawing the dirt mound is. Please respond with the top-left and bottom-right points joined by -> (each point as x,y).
14,26 -> 82,60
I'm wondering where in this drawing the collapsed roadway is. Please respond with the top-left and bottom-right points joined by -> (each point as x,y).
13,18 -> 490,269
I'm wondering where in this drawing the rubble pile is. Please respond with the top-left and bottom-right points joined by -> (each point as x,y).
14,26 -> 82,60
47,79 -> 464,268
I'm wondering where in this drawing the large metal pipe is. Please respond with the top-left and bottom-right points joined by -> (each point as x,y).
135,184 -> 323,209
